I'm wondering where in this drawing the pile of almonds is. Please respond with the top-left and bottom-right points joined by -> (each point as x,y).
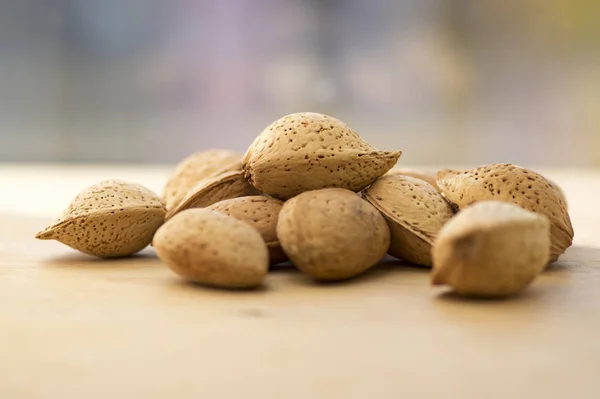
36,112 -> 574,298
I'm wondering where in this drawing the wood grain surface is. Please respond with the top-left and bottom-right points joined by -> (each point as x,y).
1,166 -> 599,399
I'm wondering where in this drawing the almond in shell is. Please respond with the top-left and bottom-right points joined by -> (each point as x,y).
163,149 -> 241,211
276,188 -> 390,281
431,201 -> 550,297
242,112 -> 401,200
154,208 -> 268,289
36,180 -> 166,257
436,164 -> 573,262
209,196 -> 287,265
364,174 -> 454,266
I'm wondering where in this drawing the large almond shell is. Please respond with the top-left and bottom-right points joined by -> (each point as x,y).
208,196 -> 287,265
163,149 -> 242,211
363,174 -> 454,266
36,180 -> 166,257
166,171 -> 259,219
436,164 -> 573,262
242,112 -> 401,199
276,188 -> 390,281
154,209 -> 269,289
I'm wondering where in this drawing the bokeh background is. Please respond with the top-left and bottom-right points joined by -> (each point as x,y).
1,0 -> 599,166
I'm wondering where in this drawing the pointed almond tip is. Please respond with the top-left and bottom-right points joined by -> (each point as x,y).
393,151 -> 402,163
430,257 -> 449,286
386,150 -> 401,161
430,270 -> 444,286
35,227 -> 55,240
378,150 -> 401,169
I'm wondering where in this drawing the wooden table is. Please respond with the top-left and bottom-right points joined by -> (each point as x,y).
1,165 -> 599,399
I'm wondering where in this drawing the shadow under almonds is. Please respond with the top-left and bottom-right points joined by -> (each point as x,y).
41,248 -> 161,270
289,257 -> 429,288
434,287 -> 545,304
545,245 -> 600,275
268,261 -> 298,273
169,278 -> 270,295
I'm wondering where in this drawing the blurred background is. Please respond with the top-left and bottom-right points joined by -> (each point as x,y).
0,0 -> 598,166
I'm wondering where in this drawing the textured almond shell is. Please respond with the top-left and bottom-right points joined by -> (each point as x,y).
208,196 -> 287,265
436,164 -> 573,262
153,208 -> 268,289
431,201 -> 551,297
364,174 -> 454,266
163,149 -> 242,211
276,188 -> 390,281
549,180 -> 568,209
36,180 -> 165,257
242,112 -> 401,199
385,168 -> 440,191
166,171 -> 259,219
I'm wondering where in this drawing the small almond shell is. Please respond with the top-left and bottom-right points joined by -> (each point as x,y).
35,180 -> 165,257
431,201 -> 550,297
242,112 -> 401,199
208,196 -> 287,265
436,164 -> 573,262
385,167 -> 440,191
363,174 -> 454,266
163,149 -> 242,211
166,171 -> 259,219
276,188 -> 390,281
154,208 -> 268,289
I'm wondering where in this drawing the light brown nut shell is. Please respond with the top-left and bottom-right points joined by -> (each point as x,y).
242,112 -> 401,200
166,171 -> 259,219
163,149 -> 242,211
276,188 -> 390,281
549,180 -> 568,209
436,164 -> 573,262
35,180 -> 165,257
154,209 -> 268,289
364,174 -> 454,266
208,196 -> 287,265
431,201 -> 551,297
385,168 -> 440,191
